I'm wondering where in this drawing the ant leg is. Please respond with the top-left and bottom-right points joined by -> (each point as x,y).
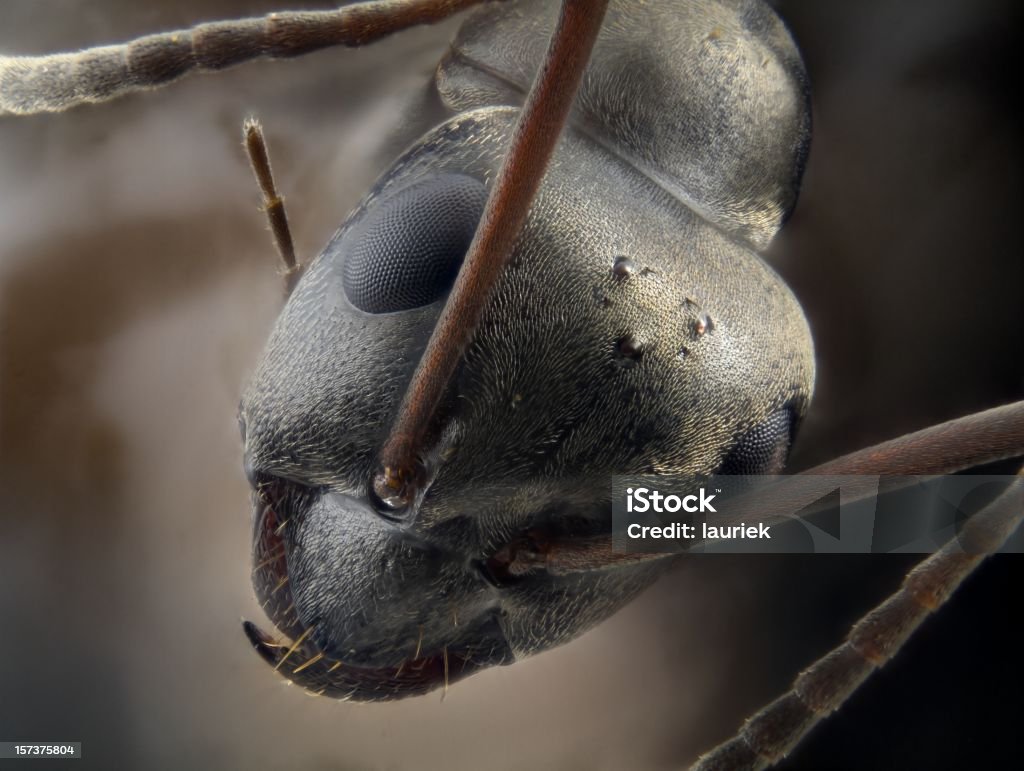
372,0 -> 609,512
0,0 -> 488,115
243,119 -> 301,296
690,466 -> 1024,771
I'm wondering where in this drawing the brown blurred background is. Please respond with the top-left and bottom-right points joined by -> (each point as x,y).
0,1 -> 1020,769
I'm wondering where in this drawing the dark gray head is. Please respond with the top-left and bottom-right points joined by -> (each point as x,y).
239,0 -> 813,700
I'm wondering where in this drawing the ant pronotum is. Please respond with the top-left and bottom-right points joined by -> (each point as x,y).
0,1 -> 1020,769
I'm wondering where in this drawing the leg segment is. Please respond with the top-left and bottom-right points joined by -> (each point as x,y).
691,466 -> 1024,771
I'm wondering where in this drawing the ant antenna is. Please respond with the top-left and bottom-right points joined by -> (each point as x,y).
244,119 -> 301,295
0,0 -> 488,115
372,0 -> 610,514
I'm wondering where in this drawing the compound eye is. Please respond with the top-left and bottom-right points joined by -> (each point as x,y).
342,174 -> 488,313
718,407 -> 794,475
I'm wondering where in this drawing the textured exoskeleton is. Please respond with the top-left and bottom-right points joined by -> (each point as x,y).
240,0 -> 814,699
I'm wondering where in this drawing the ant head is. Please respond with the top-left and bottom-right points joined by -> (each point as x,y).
237,104 -> 813,698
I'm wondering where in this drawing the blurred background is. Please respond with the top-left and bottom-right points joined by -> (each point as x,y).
0,1 -> 1020,769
